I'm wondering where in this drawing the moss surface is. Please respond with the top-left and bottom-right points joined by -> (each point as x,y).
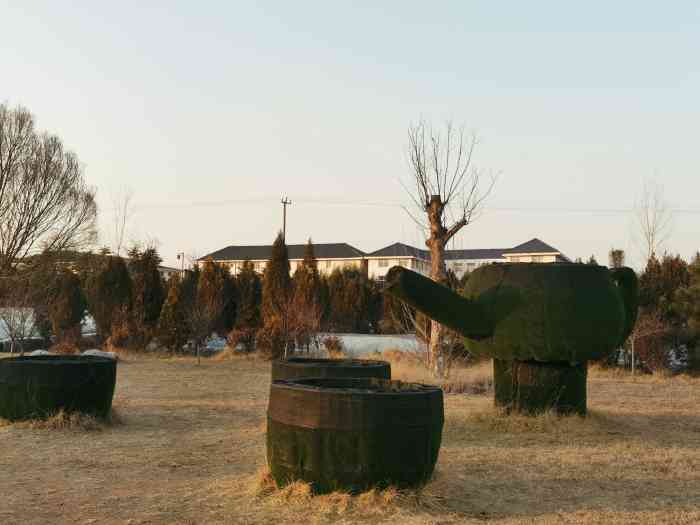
493,359 -> 587,416
0,356 -> 116,420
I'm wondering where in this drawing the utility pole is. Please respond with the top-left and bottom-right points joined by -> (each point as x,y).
281,197 -> 292,241
280,196 -> 292,358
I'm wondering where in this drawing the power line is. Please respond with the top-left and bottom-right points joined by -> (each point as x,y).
131,197 -> 700,215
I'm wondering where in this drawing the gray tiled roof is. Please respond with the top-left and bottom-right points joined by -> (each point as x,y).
503,238 -> 561,254
200,243 -> 365,261
200,238 -> 566,263
367,243 -> 430,259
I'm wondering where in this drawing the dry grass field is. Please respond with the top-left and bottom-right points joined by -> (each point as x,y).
1,353 -> 700,525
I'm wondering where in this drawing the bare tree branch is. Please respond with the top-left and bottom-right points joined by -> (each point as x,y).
634,179 -> 673,263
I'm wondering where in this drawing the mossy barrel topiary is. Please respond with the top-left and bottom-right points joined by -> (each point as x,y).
267,377 -> 443,493
385,263 -> 638,415
0,355 -> 117,420
271,357 -> 391,381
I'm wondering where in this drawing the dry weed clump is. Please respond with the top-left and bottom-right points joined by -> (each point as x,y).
249,466 -> 445,519
379,348 -> 494,394
1,408 -> 124,431
211,347 -> 258,362
589,363 -> 699,383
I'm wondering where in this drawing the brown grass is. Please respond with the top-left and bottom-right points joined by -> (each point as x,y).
375,349 -> 494,394
0,407 -> 124,431
1,355 -> 700,524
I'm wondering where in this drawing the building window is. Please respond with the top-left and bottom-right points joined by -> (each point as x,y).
453,263 -> 464,270
532,255 -> 544,262
325,260 -> 332,269
398,259 -> 408,267
378,259 -> 388,267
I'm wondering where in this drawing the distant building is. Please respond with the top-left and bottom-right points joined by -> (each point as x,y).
199,243 -> 366,276
157,265 -> 180,281
199,238 -> 569,280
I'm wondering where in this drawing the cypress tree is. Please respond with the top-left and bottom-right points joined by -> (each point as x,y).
129,247 -> 166,348
259,232 -> 291,358
235,260 -> 262,331
192,259 -> 229,346
49,269 -> 86,345
230,260 -> 261,351
291,239 -> 322,348
86,256 -> 132,342
213,263 -> 237,334
157,275 -> 189,353
261,233 -> 291,321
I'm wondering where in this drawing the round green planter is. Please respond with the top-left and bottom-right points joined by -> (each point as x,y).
0,355 -> 117,420
267,377 -> 443,493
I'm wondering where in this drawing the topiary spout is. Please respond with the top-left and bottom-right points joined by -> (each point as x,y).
385,266 -> 493,340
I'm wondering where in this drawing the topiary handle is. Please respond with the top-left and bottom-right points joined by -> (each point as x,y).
609,267 -> 639,346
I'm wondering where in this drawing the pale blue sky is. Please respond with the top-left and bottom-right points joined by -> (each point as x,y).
2,1 -> 699,268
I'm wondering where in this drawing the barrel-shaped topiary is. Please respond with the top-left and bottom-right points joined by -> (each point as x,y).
0,355 -> 116,420
267,377 -> 443,493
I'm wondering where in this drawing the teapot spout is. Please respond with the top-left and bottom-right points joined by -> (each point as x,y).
385,266 -> 493,340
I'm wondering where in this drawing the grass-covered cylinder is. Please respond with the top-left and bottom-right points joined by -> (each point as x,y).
267,377 -> 443,494
271,357 -> 391,381
494,359 -> 587,416
0,355 -> 117,421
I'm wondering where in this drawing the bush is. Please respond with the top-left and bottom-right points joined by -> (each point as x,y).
322,335 -> 345,358
256,320 -> 287,360
227,327 -> 256,353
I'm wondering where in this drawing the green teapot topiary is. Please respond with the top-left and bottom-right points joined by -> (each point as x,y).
385,263 -> 638,415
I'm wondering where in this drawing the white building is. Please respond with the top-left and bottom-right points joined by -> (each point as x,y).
199,243 -> 366,276
199,238 -> 569,280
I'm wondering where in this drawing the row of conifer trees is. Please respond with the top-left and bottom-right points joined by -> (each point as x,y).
4,235 -> 421,356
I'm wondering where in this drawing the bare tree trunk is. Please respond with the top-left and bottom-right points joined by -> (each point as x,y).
426,197 -> 449,376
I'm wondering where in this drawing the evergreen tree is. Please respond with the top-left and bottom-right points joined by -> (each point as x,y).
157,275 -> 189,353
259,232 -> 291,358
230,260 -> 261,351
86,256 -> 132,342
192,259 -> 232,346
674,253 -> 700,336
261,233 -> 291,321
49,269 -> 86,345
235,260 -> 262,331
128,247 -> 166,348
639,253 -> 690,326
326,267 -> 370,333
290,239 -> 322,348
587,255 -> 598,265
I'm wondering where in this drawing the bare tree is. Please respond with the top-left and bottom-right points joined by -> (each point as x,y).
627,309 -> 669,374
111,187 -> 134,257
0,104 -> 97,273
609,248 -> 625,269
0,277 -> 39,354
634,179 -> 672,263
404,120 -> 495,377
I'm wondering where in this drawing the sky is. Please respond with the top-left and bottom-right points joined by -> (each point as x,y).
2,1 -> 699,269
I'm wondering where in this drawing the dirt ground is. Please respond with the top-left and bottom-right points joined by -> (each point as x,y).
1,355 -> 699,525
